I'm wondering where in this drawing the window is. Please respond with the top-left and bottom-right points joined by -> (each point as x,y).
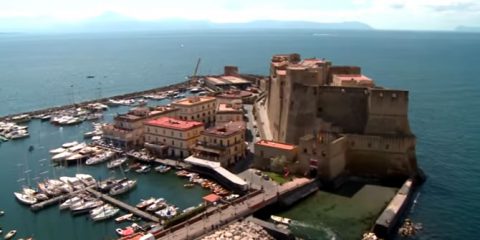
386,144 -> 390,150
303,148 -> 308,154
368,142 -> 372,148
172,140 -> 175,146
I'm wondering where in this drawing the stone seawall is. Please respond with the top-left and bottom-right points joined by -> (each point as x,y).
0,80 -> 190,121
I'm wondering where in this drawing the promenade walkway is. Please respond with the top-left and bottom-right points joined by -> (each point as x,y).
153,173 -> 313,240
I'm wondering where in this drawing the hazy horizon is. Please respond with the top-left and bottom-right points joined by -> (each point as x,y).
1,0 -> 480,32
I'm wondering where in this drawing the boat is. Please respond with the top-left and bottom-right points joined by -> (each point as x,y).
41,115 -> 51,121
85,151 -> 115,165
4,230 -> 16,240
70,200 -> 104,215
107,157 -> 128,169
270,215 -> 292,225
0,210 -> 4,216
51,151 -> 73,162
34,192 -> 49,201
89,204 -> 114,216
109,180 -> 137,196
135,165 -> 151,173
9,130 -> 29,139
91,207 -> 120,221
97,178 -> 126,193
136,197 -> 156,209
62,141 -> 79,148
155,205 -> 178,219
49,147 -> 66,155
76,174 -> 97,186
115,213 -> 133,223
115,226 -> 135,236
11,114 -> 31,123
154,165 -> 171,173
65,153 -> 86,163
146,198 -> 166,212
184,183 -> 195,188
13,192 -> 37,205
68,142 -> 86,152
59,196 -> 83,210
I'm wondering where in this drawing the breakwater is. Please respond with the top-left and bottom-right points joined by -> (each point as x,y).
0,80 -> 190,121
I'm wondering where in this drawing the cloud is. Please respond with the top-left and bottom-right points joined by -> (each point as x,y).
427,2 -> 479,12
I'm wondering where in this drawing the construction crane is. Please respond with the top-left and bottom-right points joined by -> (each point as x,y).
190,58 -> 201,85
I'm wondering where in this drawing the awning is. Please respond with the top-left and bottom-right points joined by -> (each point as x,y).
203,193 -> 221,203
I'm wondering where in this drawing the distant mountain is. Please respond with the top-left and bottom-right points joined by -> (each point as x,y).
455,25 -> 480,32
0,12 -> 373,32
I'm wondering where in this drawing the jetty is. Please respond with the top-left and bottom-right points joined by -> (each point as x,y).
85,188 -> 160,223
30,187 -> 93,211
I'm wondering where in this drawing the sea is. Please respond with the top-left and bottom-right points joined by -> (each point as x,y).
1,29 -> 479,240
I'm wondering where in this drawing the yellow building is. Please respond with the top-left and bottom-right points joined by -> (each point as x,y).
172,96 -> 216,125
193,121 -> 246,167
253,140 -> 300,174
102,106 -> 178,148
144,117 -> 204,158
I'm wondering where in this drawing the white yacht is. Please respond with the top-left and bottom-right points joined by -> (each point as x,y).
62,141 -> 79,148
76,174 -> 97,186
109,180 -> 137,196
13,192 -> 37,205
107,157 -> 127,169
59,196 -> 82,210
91,207 -> 120,221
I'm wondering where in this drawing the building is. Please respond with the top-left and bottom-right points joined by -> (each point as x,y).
253,140 -> 301,174
144,117 -> 204,158
258,53 -> 420,182
102,106 -> 178,148
192,121 -> 246,167
203,67 -> 252,91
216,90 -> 254,104
332,74 -> 375,87
215,103 -> 244,125
171,96 -> 216,125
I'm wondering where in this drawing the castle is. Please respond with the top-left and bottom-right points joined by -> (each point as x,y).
256,53 -> 420,183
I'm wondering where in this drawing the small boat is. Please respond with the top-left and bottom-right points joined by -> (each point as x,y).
184,183 -> 195,188
70,200 -> 104,215
34,193 -> 49,201
91,207 -> 120,221
62,141 -> 79,148
146,198 -> 166,212
68,142 -> 86,152
270,215 -> 292,225
13,192 -> 37,205
109,180 -> 137,196
90,204 -> 114,216
85,151 -> 115,165
135,197 -> 156,209
115,226 -> 134,236
49,147 -> 66,155
155,205 -> 178,219
11,114 -> 31,123
51,151 -> 73,161
59,196 -> 82,210
154,165 -> 171,173
135,165 -> 151,173
76,174 -> 96,186
0,210 -> 4,216
97,178 -> 126,193
4,230 -> 16,240
107,157 -> 128,169
115,213 -> 133,223
41,115 -> 51,121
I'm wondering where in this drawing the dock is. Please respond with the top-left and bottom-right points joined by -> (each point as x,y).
85,188 -> 160,223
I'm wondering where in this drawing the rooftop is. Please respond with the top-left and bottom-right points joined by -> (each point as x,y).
217,103 -> 243,113
145,117 -> 204,131
255,139 -> 297,151
172,96 -> 216,106
333,74 -> 372,81
205,75 -> 251,86
203,121 -> 245,137
217,90 -> 253,99
185,156 -> 247,187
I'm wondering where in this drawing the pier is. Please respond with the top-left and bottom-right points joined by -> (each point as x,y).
85,188 -> 160,223
30,187 -> 94,211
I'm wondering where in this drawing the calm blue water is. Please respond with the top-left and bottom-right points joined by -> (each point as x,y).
1,29 -> 480,239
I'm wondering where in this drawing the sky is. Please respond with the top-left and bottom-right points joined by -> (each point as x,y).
0,0 -> 479,31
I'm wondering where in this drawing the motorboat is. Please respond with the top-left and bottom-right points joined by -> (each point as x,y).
91,207 -> 119,221
11,114 -> 31,123
49,147 -> 66,155
34,192 -> 49,201
51,151 -> 73,162
4,230 -> 16,240
9,130 -> 29,139
65,153 -> 86,162
115,226 -> 135,236
270,215 -> 292,225
13,192 -> 37,205
68,142 -> 86,152
62,141 -> 79,148
146,198 -> 166,212
97,178 -> 126,193
109,180 -> 137,196
135,165 -> 151,173
155,205 -> 178,219
70,200 -> 104,215
115,213 -> 133,223
107,157 -> 128,169
136,197 -> 155,209
59,196 -> 82,210
85,151 -> 115,165
154,165 -> 171,173
184,183 -> 195,188
76,174 -> 97,186
90,204 -> 114,216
